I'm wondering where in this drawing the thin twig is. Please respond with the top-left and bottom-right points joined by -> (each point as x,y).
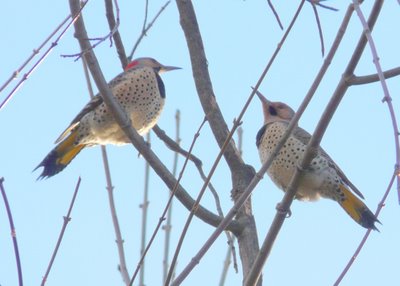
41,177 -> 82,285
0,0 -> 88,111
352,0 -> 400,202
245,2 -> 384,285
101,146 -> 131,285
128,1 -> 171,60
164,117 -> 242,285
104,0 -> 128,69
219,237 -> 235,286
170,2 -> 307,285
220,129 -> 245,285
129,118 -> 207,286
307,0 -> 339,11
81,56 -> 130,285
139,133 -> 151,286
63,0 -> 121,60
334,171 -> 395,286
143,0 -> 149,32
333,1 -> 400,282
163,110 -> 181,283
267,0 -> 283,30
0,178 -> 23,286
309,1 -> 325,56
0,14 -> 70,93
153,125 -> 202,167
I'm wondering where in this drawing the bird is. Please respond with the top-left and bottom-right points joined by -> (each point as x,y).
255,90 -> 379,230
35,57 -> 180,179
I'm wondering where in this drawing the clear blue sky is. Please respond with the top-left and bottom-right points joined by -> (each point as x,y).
1,1 -> 399,285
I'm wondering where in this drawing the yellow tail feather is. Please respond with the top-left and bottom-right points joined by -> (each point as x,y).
338,184 -> 379,230
55,131 -> 85,166
35,129 -> 85,179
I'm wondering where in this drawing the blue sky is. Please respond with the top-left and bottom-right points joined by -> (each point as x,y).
1,1 -> 400,285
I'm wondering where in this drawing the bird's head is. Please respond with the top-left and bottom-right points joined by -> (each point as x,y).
125,57 -> 181,73
255,90 -> 295,125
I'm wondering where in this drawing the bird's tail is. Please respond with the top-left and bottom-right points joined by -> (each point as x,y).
338,184 -> 380,231
34,129 -> 85,179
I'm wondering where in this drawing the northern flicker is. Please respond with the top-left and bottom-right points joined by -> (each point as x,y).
35,57 -> 180,179
255,90 -> 379,230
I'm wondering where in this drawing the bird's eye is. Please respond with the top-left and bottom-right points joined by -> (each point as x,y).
268,106 -> 277,116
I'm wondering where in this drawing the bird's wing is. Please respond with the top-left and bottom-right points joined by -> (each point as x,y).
55,95 -> 104,143
292,124 -> 365,200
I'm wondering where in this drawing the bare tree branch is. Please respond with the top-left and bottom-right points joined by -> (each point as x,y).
153,125 -> 202,167
41,177 -> 81,286
0,178 -> 23,286
130,118 -> 207,286
163,110 -> 181,283
104,0 -> 128,69
309,1 -> 325,56
0,13 -> 69,93
245,2 -> 384,285
68,0 -> 240,234
176,0 -> 245,172
153,124 -> 229,227
334,170 -> 396,285
155,122 -> 239,282
220,129 -> 245,285
128,1 -> 171,60
139,133 -> 151,286
143,0 -> 149,31
267,0 -> 283,30
307,0 -> 339,11
0,0 -> 88,110
352,0 -> 400,201
347,66 -> 400,85
63,0 -> 122,60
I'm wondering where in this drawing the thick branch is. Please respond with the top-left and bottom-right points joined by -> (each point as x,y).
176,0 -> 243,172
68,0 -> 240,233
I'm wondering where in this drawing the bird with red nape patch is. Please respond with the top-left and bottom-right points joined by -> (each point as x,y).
35,57 -> 180,179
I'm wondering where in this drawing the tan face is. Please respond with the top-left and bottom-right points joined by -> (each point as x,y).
255,90 -> 295,124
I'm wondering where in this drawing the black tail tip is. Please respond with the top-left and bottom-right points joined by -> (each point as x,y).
360,208 -> 381,232
33,151 -> 67,180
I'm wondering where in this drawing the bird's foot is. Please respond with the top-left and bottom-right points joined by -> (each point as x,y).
276,202 -> 292,218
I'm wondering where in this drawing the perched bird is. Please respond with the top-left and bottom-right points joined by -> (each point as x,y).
35,57 -> 180,179
255,90 -> 379,230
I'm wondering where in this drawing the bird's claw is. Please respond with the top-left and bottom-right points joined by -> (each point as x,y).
276,202 -> 292,218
